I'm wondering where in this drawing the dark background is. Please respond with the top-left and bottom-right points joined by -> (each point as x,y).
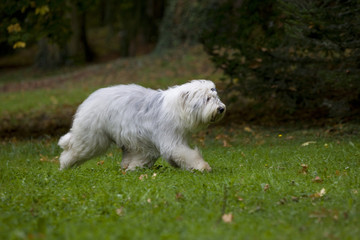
1,0 -> 359,135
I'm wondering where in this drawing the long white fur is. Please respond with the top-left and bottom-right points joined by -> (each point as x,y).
58,80 -> 225,171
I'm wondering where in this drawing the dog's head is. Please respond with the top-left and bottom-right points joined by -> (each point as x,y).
179,80 -> 226,128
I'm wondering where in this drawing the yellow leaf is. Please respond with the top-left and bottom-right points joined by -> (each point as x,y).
244,126 -> 253,133
13,41 -> 26,49
7,23 -> 22,33
35,5 -> 50,15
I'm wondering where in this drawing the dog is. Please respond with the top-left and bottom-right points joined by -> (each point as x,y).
58,80 -> 225,171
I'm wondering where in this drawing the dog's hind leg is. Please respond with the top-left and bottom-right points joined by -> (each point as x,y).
59,131 -> 111,170
120,148 -> 157,171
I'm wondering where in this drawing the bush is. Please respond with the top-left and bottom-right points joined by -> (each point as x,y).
201,0 -> 360,120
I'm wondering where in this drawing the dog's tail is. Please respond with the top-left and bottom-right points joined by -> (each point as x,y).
58,133 -> 72,150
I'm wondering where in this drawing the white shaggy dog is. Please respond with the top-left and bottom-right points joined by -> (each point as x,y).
58,80 -> 225,171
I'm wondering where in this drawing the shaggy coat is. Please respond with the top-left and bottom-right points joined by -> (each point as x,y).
59,80 -> 225,171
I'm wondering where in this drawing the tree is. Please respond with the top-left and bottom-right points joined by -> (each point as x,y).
1,0 -> 166,67
1,1 -> 70,52
67,0 -> 95,63
117,0 -> 165,56
156,0 -> 216,52
201,0 -> 360,120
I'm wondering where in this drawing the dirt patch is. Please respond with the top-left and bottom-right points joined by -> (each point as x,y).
0,106 -> 75,139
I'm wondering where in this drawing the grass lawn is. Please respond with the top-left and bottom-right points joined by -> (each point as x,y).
1,126 -> 359,240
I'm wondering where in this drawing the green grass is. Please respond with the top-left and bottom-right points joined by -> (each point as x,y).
1,127 -> 359,240
1,46 -> 359,239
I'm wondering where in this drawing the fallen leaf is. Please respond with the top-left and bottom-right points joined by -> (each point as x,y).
175,193 -> 184,200
309,208 -> 339,222
301,141 -> 316,147
139,174 -> 148,181
310,188 -> 326,199
291,196 -> 299,202
215,134 -> 233,147
319,188 -> 326,196
312,176 -> 323,183
222,213 -> 233,223
278,198 -> 287,205
152,173 -> 157,179
288,87 -> 297,92
97,160 -> 105,165
248,206 -> 262,214
244,126 -> 253,133
116,207 -> 124,216
39,154 -> 59,163
300,164 -> 309,174
263,184 -> 270,191
223,139 -> 232,147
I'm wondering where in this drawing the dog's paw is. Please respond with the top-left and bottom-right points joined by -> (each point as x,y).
195,162 -> 212,172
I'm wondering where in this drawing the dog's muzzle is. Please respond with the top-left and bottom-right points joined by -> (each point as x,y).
211,105 -> 226,123
217,107 -> 225,114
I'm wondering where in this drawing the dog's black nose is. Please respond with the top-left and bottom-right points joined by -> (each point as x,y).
217,107 -> 225,114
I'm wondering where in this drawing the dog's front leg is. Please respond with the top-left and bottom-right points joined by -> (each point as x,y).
167,146 -> 211,172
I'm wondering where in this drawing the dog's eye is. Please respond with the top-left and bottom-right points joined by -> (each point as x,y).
207,97 -> 211,102
211,88 -> 216,92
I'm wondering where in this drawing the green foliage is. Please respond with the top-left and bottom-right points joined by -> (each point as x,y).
201,0 -> 360,119
0,0 -> 71,48
156,0 -> 218,52
1,128 -> 360,239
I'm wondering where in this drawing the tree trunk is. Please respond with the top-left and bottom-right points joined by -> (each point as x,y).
68,1 -> 94,63
35,38 -> 64,69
